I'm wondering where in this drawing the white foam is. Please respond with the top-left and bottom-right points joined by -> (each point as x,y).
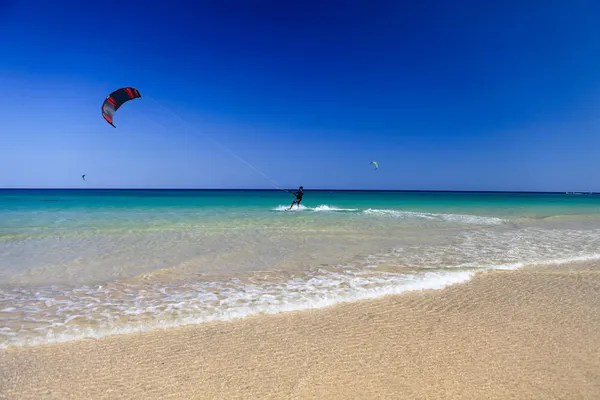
363,209 -> 506,225
368,228 -> 600,271
0,268 -> 477,349
272,204 -> 358,212
271,205 -> 505,225
272,205 -> 310,211
4,246 -> 600,349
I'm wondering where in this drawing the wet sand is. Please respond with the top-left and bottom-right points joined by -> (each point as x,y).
2,262 -> 600,399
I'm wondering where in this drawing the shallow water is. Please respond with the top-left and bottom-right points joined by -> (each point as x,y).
1,189 -> 600,348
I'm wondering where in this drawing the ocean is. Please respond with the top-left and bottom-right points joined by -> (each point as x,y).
1,189 -> 600,349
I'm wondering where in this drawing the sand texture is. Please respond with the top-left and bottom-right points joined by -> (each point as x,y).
2,262 -> 600,399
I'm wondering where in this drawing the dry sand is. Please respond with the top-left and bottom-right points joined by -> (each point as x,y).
1,262 -> 600,399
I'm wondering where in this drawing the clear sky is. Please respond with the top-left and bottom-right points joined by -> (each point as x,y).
1,0 -> 600,191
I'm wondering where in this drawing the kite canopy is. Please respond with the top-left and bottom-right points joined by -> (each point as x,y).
370,161 -> 378,170
101,87 -> 142,128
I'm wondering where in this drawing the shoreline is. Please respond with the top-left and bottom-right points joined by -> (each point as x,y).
0,268 -> 479,350
2,261 -> 600,399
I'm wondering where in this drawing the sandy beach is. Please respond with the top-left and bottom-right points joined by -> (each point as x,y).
2,262 -> 599,400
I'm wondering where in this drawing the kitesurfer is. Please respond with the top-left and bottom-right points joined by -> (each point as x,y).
289,186 -> 304,210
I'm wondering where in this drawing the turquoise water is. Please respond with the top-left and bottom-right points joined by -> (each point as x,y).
3,189 -> 600,213
2,189 -> 600,348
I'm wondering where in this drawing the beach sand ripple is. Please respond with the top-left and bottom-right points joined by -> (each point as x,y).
1,262 -> 600,399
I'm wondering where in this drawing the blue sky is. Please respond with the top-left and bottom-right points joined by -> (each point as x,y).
1,0 -> 600,191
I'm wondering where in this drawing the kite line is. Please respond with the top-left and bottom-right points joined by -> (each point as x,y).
145,96 -> 294,195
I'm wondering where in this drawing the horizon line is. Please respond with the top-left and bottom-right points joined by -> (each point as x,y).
0,188 -> 596,194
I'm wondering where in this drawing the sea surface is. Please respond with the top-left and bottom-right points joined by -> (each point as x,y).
1,189 -> 600,349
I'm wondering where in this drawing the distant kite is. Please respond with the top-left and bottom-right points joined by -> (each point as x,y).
370,161 -> 379,170
82,174 -> 86,181
101,87 -> 142,128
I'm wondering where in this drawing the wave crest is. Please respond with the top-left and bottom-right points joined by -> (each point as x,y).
272,205 -> 505,225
